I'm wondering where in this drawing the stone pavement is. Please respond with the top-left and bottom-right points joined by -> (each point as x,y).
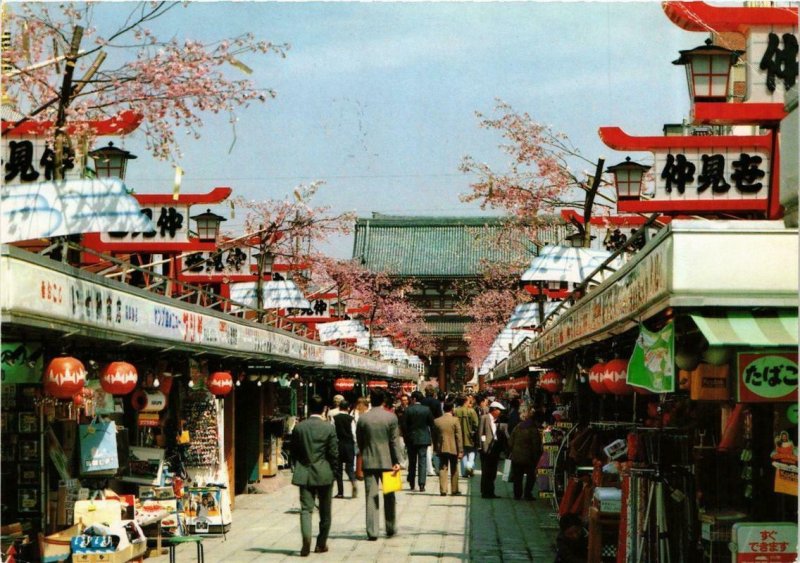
148,466 -> 558,562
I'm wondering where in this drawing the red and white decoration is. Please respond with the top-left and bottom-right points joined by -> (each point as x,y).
100,361 -> 138,396
539,371 -> 562,394
334,378 -> 356,392
207,371 -> 234,397
367,380 -> 388,390
588,362 -> 608,394
44,356 -> 87,399
603,359 -> 634,395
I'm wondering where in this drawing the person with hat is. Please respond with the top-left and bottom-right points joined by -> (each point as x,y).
478,401 -> 509,499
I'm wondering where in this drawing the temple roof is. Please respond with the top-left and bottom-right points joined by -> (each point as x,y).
352,214 -> 541,278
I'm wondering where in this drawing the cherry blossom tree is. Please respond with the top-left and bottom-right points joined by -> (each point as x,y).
3,2 -> 287,170
460,100 -> 616,247
218,182 -> 354,319
315,258 -> 436,357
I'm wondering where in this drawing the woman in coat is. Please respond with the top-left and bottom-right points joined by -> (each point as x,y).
508,405 -> 542,500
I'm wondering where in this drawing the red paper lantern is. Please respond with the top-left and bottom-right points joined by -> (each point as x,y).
539,371 -> 562,394
603,359 -> 633,395
334,378 -> 356,392
100,362 -> 138,396
588,362 -> 607,394
401,382 -> 416,394
367,380 -> 388,389
44,356 -> 87,399
208,371 -> 234,397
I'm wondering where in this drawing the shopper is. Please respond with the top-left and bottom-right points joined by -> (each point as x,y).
355,389 -> 402,540
555,513 -> 588,563
478,401 -> 509,499
403,391 -> 435,491
508,405 -> 542,500
327,394 -> 345,421
454,395 -> 479,477
507,397 -> 522,434
290,395 -> 338,556
332,400 -> 357,499
433,401 -> 463,496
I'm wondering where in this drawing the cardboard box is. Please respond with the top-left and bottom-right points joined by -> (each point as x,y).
592,487 -> 622,514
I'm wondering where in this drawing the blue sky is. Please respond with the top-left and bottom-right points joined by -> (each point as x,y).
90,1 -> 701,257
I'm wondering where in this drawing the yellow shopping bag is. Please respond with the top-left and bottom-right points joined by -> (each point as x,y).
382,470 -> 402,495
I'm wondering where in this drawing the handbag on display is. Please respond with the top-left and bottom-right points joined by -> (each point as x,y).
79,417 -> 119,475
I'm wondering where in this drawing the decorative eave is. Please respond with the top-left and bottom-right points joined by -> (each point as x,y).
599,126 -> 772,151
134,187 -> 232,205
692,102 -> 788,126
662,1 -> 798,34
1,110 -> 143,136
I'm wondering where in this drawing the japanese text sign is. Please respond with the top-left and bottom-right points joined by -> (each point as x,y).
737,350 -> 798,402
99,204 -> 190,244
732,522 -> 797,563
747,28 -> 799,105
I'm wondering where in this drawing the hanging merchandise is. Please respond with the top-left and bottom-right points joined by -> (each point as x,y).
627,321 -> 675,394
770,431 -> 798,496
44,356 -> 87,399
79,417 -> 119,474
130,390 -> 167,412
182,389 -> 220,468
100,362 -> 138,395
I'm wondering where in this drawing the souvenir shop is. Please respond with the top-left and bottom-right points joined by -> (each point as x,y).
492,219 -> 798,563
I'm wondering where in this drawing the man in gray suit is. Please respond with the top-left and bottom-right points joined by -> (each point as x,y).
291,395 -> 338,556
356,389 -> 402,540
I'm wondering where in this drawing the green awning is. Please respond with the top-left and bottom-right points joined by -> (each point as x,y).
690,311 -> 798,347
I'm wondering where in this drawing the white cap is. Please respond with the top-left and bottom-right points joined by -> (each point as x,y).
489,401 -> 505,411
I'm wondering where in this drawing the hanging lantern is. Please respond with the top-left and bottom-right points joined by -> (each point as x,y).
44,356 -> 87,399
367,380 -> 388,389
603,359 -> 634,395
401,382 -> 416,394
207,371 -> 234,397
588,362 -> 607,394
539,371 -> 562,394
100,362 -> 138,396
334,377 -> 356,392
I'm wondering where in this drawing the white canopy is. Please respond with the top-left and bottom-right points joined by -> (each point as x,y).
1,178 -> 154,243
316,320 -> 369,342
521,245 -> 623,285
507,301 -> 563,329
229,280 -> 311,310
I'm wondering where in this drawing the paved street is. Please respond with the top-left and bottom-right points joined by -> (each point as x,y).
150,466 -> 558,562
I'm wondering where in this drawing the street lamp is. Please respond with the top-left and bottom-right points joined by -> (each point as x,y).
190,209 -> 227,242
606,157 -> 651,200
88,142 -> 138,180
672,39 -> 740,102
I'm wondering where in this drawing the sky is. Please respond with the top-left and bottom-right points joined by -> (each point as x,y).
86,1 -> 701,257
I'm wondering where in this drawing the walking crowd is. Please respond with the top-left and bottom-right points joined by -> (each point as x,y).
288,385 -> 585,561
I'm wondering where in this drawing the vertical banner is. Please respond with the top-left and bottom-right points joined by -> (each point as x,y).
627,321 -> 675,393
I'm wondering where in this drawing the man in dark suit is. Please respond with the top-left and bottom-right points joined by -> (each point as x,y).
478,401 -> 509,499
433,401 -> 463,496
332,400 -> 357,499
403,391 -> 435,491
291,395 -> 338,556
356,389 -> 402,540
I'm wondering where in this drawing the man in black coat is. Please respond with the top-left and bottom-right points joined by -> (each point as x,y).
332,400 -> 357,499
403,391 -> 435,491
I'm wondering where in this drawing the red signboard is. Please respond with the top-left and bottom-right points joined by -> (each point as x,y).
737,350 -> 798,403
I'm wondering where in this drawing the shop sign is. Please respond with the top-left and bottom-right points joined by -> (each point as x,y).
1,343 -> 43,384
737,351 -> 798,402
626,321 -> 675,393
731,522 -> 797,562
99,204 -> 190,244
747,28 -> 800,105
2,136 -> 85,184
180,247 -> 253,279
2,254 -> 326,364
529,243 -> 668,363
323,349 -> 392,376
770,431 -> 798,496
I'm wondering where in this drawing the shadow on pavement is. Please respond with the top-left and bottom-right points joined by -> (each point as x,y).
245,547 -> 298,556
